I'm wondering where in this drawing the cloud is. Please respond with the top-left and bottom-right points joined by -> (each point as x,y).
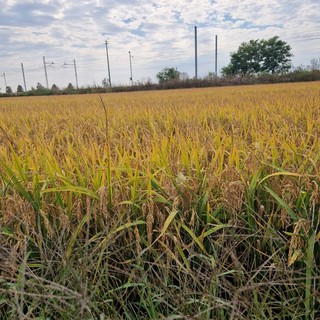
0,1 -> 59,27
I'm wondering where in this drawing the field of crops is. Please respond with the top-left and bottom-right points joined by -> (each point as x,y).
0,82 -> 319,319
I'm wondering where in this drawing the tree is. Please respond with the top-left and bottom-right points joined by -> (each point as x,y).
309,58 -> 320,71
6,86 -> 12,94
66,83 -> 74,91
36,82 -> 44,90
17,85 -> 24,93
222,39 -> 261,76
156,67 -> 180,83
260,36 -> 292,74
222,36 -> 292,76
51,84 -> 60,92
102,78 -> 109,88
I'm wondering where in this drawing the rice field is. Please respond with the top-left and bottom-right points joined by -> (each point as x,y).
0,82 -> 319,319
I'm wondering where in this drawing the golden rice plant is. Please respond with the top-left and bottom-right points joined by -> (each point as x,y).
0,82 -> 319,319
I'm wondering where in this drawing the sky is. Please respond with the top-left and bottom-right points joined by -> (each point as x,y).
0,0 -> 319,92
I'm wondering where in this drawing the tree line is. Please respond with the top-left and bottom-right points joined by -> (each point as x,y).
2,82 -> 76,95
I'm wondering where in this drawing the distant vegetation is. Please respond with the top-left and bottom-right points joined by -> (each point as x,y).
1,68 -> 319,98
1,44 -> 320,98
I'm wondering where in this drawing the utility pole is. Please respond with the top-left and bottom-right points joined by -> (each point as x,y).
43,57 -> 54,88
105,41 -> 112,87
215,35 -> 218,76
62,60 -> 79,89
195,26 -> 198,80
1,73 -> 7,90
73,59 -> 79,89
43,56 -> 49,88
128,51 -> 133,85
21,63 -> 27,91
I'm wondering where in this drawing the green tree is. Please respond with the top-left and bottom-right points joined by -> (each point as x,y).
17,85 -> 24,93
222,36 -> 292,76
66,83 -> 74,91
260,36 -> 292,74
156,67 -> 180,83
51,84 -> 60,92
6,86 -> 12,94
222,39 -> 261,76
36,82 -> 44,90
